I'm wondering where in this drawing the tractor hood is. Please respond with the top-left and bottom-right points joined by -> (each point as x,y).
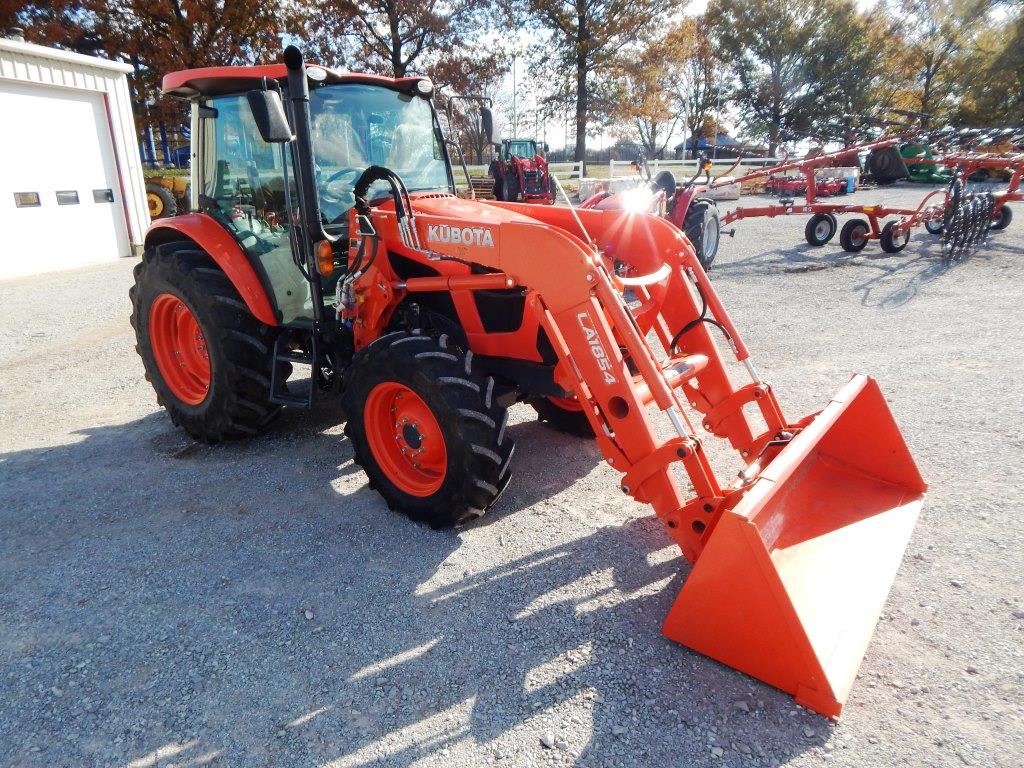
386,192 -> 690,284
397,194 -> 566,255
408,194 -> 538,228
512,155 -> 543,172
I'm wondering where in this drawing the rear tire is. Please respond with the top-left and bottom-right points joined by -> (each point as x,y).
684,199 -> 721,271
839,218 -> 870,252
146,183 -> 177,220
879,221 -> 909,253
804,213 -> 837,246
866,147 -> 906,185
341,332 -> 514,528
130,242 -> 279,442
990,205 -> 1012,231
530,395 -> 595,437
504,172 -> 521,202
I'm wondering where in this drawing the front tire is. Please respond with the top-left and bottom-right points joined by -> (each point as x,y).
130,243 -> 279,441
146,183 -> 177,220
341,333 -> 514,527
684,199 -> 721,271
504,172 -> 521,202
804,213 -> 837,246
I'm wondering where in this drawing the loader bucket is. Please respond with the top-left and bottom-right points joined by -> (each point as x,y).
663,375 -> 925,718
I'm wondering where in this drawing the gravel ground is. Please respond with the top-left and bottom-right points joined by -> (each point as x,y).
1,184 -> 1022,768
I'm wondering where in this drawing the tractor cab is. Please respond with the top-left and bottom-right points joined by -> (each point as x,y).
163,62 -> 455,326
500,138 -> 540,161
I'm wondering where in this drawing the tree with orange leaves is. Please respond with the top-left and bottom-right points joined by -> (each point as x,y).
302,0 -> 505,95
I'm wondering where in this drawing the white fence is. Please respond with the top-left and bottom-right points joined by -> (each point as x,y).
606,157 -> 783,179
460,161 -> 585,179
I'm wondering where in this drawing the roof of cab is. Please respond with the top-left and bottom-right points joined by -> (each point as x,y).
161,64 -> 427,98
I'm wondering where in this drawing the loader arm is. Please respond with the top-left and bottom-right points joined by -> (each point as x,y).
357,201 -> 802,560
354,198 -> 925,718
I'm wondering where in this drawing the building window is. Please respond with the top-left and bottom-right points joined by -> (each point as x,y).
14,192 -> 40,208
93,189 -> 115,203
56,190 -> 80,205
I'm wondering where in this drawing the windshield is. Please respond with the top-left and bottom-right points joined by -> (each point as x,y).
309,84 -> 451,223
506,140 -> 536,159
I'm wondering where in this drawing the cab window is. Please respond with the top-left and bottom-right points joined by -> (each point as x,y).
309,84 -> 451,224
200,94 -> 313,325
505,141 -> 536,159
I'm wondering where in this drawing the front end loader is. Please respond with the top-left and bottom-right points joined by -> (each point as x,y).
130,47 -> 925,718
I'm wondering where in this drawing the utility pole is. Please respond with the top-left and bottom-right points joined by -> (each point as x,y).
512,55 -> 517,138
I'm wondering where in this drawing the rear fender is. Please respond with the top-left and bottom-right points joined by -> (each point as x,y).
145,214 -> 278,326
668,189 -> 698,228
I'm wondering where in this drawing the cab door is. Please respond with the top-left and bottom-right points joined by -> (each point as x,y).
197,94 -> 313,326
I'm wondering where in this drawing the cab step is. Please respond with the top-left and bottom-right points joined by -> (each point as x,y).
270,334 -> 318,408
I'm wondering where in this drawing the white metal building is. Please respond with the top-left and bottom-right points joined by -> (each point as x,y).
0,34 -> 148,280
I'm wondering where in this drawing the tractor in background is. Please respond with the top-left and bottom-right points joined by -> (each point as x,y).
579,154 -> 723,271
145,174 -> 190,219
488,138 -> 556,204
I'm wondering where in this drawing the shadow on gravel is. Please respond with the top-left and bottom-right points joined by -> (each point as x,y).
716,228 -> 1021,310
0,405 -> 832,768
851,234 -> 1022,309
713,242 -> 867,277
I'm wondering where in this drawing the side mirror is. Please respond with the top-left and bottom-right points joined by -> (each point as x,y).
542,142 -> 549,154
247,89 -> 292,143
480,106 -> 501,146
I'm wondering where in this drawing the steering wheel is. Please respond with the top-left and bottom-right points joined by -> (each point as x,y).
318,167 -> 363,224
324,166 -> 363,186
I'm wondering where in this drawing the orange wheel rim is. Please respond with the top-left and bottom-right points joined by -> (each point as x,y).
364,382 -> 446,497
149,293 -> 211,405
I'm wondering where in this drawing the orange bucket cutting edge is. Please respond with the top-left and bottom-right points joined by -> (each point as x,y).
663,375 -> 926,718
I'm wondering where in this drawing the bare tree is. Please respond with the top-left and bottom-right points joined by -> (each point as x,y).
513,0 -> 660,172
304,0 -> 503,93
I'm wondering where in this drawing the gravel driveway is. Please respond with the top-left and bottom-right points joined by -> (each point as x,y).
1,185 -> 1022,768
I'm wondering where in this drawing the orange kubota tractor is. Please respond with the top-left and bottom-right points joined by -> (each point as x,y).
130,47 -> 925,718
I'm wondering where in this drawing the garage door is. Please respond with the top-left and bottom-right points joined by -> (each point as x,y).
0,80 -> 130,279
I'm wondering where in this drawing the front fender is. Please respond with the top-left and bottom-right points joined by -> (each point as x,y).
146,214 -> 278,326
